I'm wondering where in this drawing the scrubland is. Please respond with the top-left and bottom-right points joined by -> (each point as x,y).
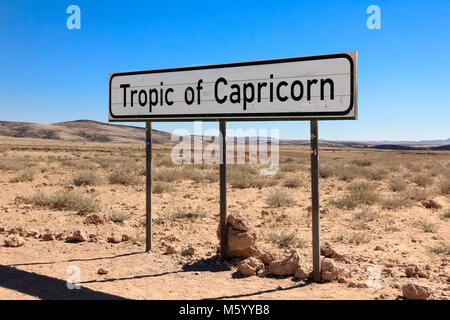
0,137 -> 449,299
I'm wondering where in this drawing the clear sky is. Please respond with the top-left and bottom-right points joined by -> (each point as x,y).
0,0 -> 449,141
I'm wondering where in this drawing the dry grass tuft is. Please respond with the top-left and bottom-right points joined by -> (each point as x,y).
419,220 -> 439,233
267,231 -> 307,249
24,190 -> 99,214
109,212 -> 130,223
429,243 -> 450,255
9,169 -> 35,183
282,175 -> 303,188
389,178 -> 407,192
348,232 -> 371,245
73,170 -> 102,186
153,182 -> 175,194
266,190 -> 296,207
108,167 -> 140,185
380,196 -> 413,210
332,181 -> 380,209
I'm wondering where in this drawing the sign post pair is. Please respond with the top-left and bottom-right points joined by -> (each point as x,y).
109,52 -> 358,282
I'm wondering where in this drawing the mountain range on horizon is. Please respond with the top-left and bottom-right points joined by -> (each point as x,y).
0,119 -> 449,150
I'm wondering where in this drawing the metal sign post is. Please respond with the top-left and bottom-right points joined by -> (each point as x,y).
219,120 -> 228,258
145,121 -> 152,252
310,120 -> 321,282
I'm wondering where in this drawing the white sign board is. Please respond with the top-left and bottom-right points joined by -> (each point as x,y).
109,52 -> 357,121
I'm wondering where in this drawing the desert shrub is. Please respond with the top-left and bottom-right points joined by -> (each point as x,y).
429,243 -> 450,255
353,208 -> 377,221
108,167 -> 140,185
362,167 -> 386,181
439,180 -> 450,195
203,171 -> 219,183
420,221 -> 438,233
227,167 -> 266,188
348,232 -> 371,245
153,167 -> 181,182
332,181 -> 380,209
280,162 -> 301,173
109,212 -> 129,223
24,190 -> 98,213
352,159 -> 372,167
381,196 -> 413,210
282,176 -> 302,188
389,178 -> 407,192
9,169 -> 35,183
407,163 -> 423,172
412,174 -> 433,187
441,209 -> 450,220
404,187 -> 429,201
319,164 -> 338,178
267,231 -> 306,248
162,207 -> 206,222
336,164 -> 364,181
152,182 -> 175,194
266,190 -> 296,207
156,159 -> 175,168
0,159 -> 29,171
179,166 -> 204,182
384,225 -> 400,233
73,170 -> 101,186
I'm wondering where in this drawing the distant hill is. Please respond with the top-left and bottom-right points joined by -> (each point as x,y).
0,120 -> 448,150
0,120 -> 172,144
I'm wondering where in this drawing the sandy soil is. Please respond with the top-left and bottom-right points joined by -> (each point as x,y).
0,137 -> 449,300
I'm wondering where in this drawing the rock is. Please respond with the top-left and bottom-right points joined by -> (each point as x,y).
68,230 -> 88,243
257,249 -> 279,265
405,265 -> 428,278
165,245 -> 178,254
402,283 -> 432,300
226,226 -> 259,258
257,269 -> 268,278
26,229 -> 39,238
421,200 -> 442,209
84,214 -> 106,225
294,266 -> 310,280
268,251 -> 301,276
320,242 -> 352,264
8,227 -> 26,237
107,234 -> 121,244
4,234 -> 25,247
97,267 -> 109,275
237,257 -> 265,276
121,234 -> 130,242
374,245 -> 385,251
227,213 -> 251,232
42,233 -> 55,241
348,281 -> 357,288
55,232 -> 67,241
321,258 -> 346,281
321,242 -> 338,258
181,246 -> 195,256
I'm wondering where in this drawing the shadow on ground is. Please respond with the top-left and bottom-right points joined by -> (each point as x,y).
0,265 -> 126,300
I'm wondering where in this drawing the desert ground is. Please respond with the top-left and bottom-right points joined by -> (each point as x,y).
0,135 -> 449,300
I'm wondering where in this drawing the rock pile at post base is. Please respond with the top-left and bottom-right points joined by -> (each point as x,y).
219,214 -> 348,280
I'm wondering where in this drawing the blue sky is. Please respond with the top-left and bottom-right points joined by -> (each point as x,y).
0,0 -> 449,141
